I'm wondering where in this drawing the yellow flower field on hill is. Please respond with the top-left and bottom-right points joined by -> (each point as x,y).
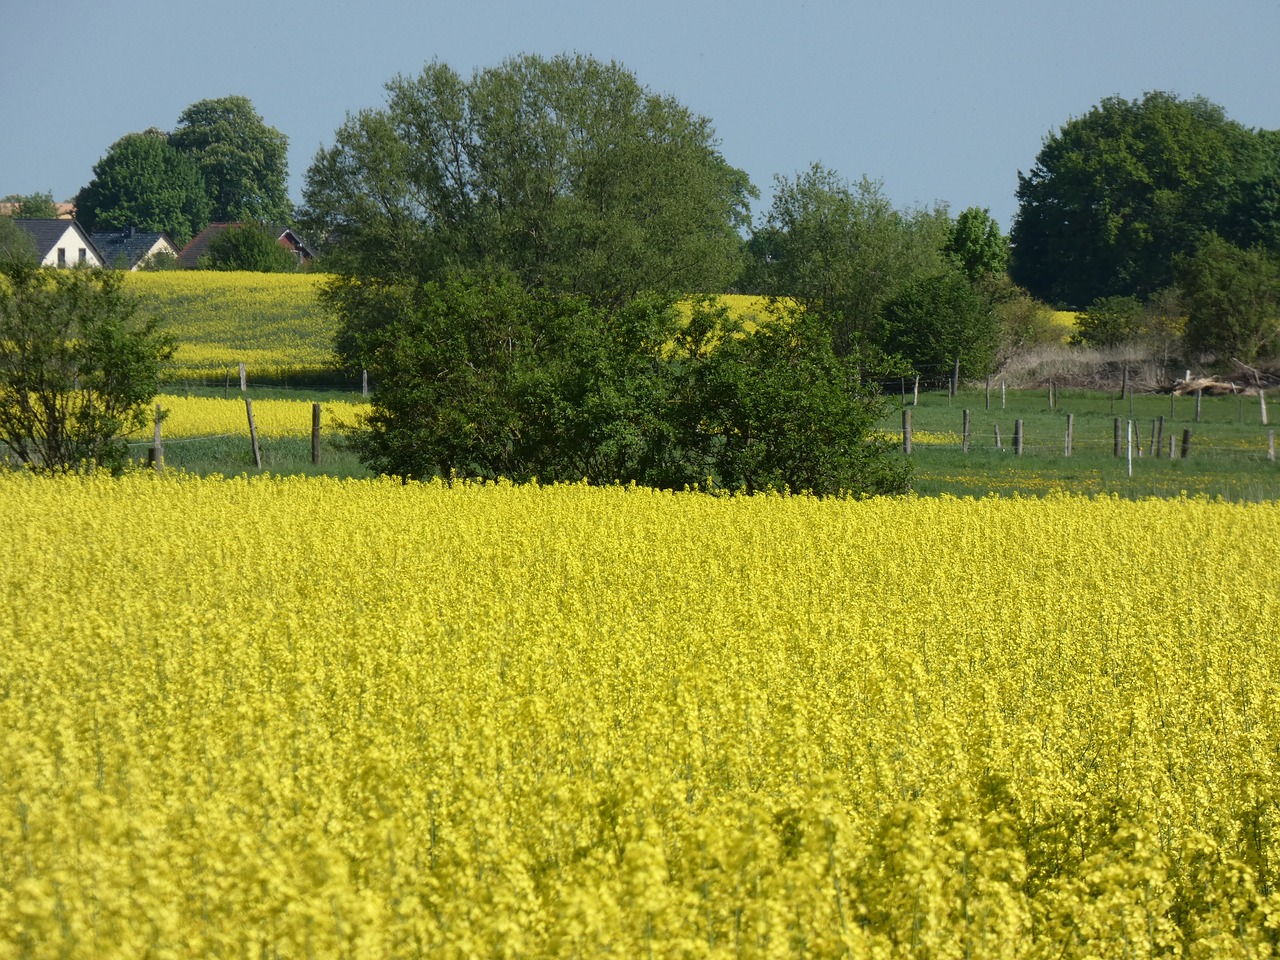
4,476 -> 1279,957
125,271 -> 336,379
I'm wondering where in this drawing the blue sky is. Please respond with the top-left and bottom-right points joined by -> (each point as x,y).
3,0 -> 1276,231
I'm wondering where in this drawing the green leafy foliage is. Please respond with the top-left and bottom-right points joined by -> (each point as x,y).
1070,295 -> 1146,347
0,264 -> 175,471
749,163 -> 951,353
691,306 -> 910,495
199,224 -> 300,273
880,269 -> 1002,378
945,207 -> 1009,282
2,191 -> 59,219
170,97 -> 292,224
301,54 -> 754,302
0,217 -> 37,266
334,272 -> 907,494
1177,234 -> 1280,362
1011,92 -> 1266,306
74,131 -> 210,247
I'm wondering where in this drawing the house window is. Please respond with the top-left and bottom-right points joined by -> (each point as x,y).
78,248 -> 87,264
57,248 -> 66,266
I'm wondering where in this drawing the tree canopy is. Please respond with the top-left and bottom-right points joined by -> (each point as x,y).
1010,91 -> 1269,307
170,96 -> 292,223
74,131 -> 210,247
301,53 -> 755,302
944,207 -> 1009,283
746,164 -> 951,354
0,263 -> 174,472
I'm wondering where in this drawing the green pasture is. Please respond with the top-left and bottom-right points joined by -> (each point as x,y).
882,384 -> 1280,500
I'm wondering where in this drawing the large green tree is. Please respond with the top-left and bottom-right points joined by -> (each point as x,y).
1010,91 -> 1267,306
74,131 -> 210,247
0,263 -> 174,472
170,96 -> 292,223
301,54 -> 754,302
748,164 -> 950,354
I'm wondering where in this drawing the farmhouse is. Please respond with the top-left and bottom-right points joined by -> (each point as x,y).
89,227 -> 180,271
10,218 -> 105,267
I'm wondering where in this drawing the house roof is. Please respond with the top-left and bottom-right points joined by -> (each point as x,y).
177,222 -> 314,269
89,228 -> 176,269
12,219 -> 102,261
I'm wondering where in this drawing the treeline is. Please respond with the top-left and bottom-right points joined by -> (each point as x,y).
20,53 -> 1271,488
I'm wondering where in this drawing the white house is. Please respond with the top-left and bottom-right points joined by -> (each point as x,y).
12,219 -> 105,267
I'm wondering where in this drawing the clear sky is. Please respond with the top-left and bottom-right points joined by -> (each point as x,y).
3,0 -> 1276,231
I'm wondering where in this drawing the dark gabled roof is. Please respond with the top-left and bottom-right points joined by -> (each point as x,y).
89,228 -> 175,269
12,218 -> 100,260
177,222 -> 231,268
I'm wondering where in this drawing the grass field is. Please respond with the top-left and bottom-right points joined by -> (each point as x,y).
4,474 -> 1279,956
876,383 -> 1280,500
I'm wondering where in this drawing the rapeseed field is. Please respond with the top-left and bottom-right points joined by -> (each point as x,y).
2,475 -> 1278,957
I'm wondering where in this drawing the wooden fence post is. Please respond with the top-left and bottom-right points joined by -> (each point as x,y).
1269,430 -> 1276,463
1155,415 -> 1165,458
902,409 -> 912,455
1180,429 -> 1192,460
1065,413 -> 1074,457
245,397 -> 262,469
994,423 -> 1002,450
362,369 -> 369,398
149,401 -> 163,474
962,409 -> 970,454
239,362 -> 247,392
951,357 -> 960,398
1195,388 -> 1202,423
985,376 -> 991,411
1127,420 -> 1134,477
1261,389 -> 1269,426
1014,419 -> 1023,455
912,375 -> 919,407
311,403 -> 321,465
1001,380 -> 1006,410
